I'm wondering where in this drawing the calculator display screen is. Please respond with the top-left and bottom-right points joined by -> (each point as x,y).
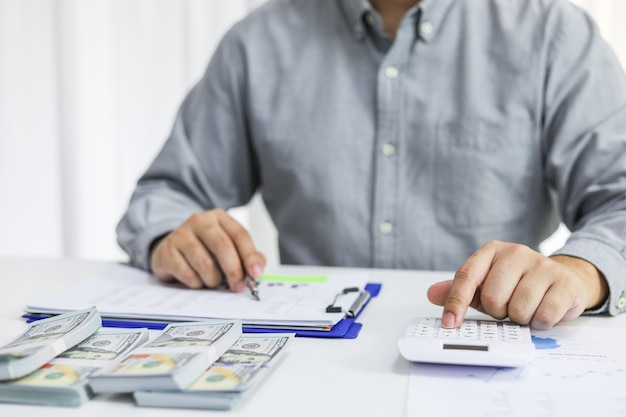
442,344 -> 489,352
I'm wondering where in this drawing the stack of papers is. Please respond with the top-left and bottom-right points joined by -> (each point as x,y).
24,264 -> 376,338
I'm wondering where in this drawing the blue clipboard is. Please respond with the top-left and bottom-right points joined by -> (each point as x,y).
23,283 -> 382,339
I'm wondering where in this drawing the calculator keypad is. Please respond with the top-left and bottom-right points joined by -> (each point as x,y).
406,317 -> 525,343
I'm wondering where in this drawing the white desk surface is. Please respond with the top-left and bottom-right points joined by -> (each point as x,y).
0,256 -> 623,417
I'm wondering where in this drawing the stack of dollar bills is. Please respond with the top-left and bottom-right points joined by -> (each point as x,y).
0,328 -> 149,406
0,311 -> 291,409
0,307 -> 101,381
134,332 -> 294,410
89,320 -> 242,393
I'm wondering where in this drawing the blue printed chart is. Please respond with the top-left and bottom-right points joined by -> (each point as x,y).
406,325 -> 626,417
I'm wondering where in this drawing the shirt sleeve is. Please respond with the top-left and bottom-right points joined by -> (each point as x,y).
543,3 -> 626,316
116,27 -> 259,271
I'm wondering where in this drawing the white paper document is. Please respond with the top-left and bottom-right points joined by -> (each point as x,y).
406,324 -> 626,417
26,264 -> 368,329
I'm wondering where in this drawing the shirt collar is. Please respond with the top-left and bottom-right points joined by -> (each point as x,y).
417,0 -> 455,42
338,0 -> 374,41
338,0 -> 456,43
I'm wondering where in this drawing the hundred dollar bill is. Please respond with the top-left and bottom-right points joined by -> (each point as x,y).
0,307 -> 101,380
134,333 -> 295,410
188,333 -> 293,391
0,328 -> 149,407
89,320 -> 242,393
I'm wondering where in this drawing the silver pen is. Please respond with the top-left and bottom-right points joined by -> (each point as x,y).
346,290 -> 371,318
245,276 -> 260,301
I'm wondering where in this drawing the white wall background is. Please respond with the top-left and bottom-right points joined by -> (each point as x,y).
0,0 -> 274,264
0,0 -> 624,264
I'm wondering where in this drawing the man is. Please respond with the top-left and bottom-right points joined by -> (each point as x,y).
117,0 -> 626,330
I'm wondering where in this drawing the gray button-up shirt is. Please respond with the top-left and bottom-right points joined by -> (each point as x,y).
117,0 -> 626,315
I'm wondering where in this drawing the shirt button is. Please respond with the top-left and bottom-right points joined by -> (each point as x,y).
382,142 -> 395,157
618,296 -> 626,309
366,13 -> 376,26
384,65 -> 399,80
379,221 -> 393,235
420,21 -> 434,35
355,24 -> 364,33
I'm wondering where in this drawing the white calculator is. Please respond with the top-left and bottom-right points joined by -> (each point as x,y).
398,317 -> 534,367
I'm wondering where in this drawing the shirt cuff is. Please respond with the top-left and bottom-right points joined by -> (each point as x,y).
553,237 -> 626,316
125,221 -> 181,272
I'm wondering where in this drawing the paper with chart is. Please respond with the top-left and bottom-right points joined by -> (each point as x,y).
406,324 -> 626,417
25,264 -> 368,328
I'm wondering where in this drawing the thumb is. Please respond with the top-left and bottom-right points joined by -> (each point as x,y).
427,280 -> 454,306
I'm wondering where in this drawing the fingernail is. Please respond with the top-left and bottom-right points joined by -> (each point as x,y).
250,263 -> 263,278
233,281 -> 245,292
442,312 -> 456,328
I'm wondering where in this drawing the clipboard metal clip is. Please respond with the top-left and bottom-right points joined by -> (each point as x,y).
325,287 -> 371,318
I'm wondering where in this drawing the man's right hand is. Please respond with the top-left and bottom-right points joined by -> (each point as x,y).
149,209 -> 266,292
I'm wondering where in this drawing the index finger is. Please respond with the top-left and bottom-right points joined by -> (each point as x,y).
442,245 -> 496,328
218,213 -> 265,279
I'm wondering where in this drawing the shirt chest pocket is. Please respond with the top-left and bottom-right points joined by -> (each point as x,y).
434,121 -> 541,229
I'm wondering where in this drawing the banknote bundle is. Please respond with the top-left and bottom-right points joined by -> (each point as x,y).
89,320 -> 242,393
0,307 -> 101,381
0,328 -> 149,407
134,333 -> 294,410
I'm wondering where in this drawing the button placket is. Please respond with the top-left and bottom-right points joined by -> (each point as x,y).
371,14 -> 418,268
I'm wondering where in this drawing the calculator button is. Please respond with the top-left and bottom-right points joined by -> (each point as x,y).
458,321 -> 478,339
437,327 -> 457,338
479,321 -> 498,341
503,323 -> 522,341
414,324 -> 433,337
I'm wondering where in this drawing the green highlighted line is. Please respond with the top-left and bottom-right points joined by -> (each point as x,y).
259,274 -> 328,283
